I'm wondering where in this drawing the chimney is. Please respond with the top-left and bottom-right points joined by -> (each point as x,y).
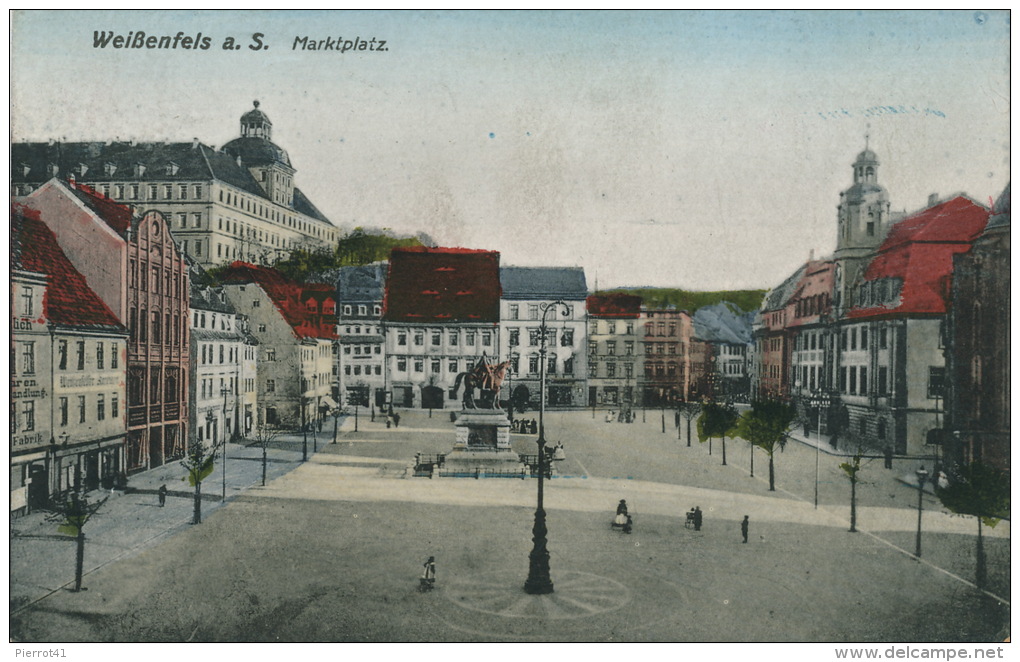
809,249 -> 815,261
928,193 -> 939,207
192,137 -> 200,150
236,155 -> 243,167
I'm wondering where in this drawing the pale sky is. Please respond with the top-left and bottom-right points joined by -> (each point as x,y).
10,10 -> 1011,290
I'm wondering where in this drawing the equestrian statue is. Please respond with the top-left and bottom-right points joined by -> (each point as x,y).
452,355 -> 510,409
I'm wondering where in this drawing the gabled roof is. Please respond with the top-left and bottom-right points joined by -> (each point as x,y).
500,266 -> 588,300
586,293 -> 642,318
692,302 -> 753,344
65,179 -> 134,235
11,204 -> 126,333
218,262 -> 336,339
880,195 -> 988,250
849,196 -> 989,319
383,247 -> 501,324
762,263 -> 806,312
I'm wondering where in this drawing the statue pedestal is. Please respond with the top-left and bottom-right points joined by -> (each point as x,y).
440,409 -> 523,476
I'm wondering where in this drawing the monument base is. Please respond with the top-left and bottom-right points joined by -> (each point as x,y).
439,408 -> 524,476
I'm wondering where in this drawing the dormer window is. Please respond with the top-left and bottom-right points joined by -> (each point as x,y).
77,163 -> 89,177
165,162 -> 179,176
48,163 -> 59,177
135,163 -> 146,178
103,162 -> 116,177
19,163 -> 30,177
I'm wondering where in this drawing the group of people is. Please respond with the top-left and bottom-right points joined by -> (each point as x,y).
604,410 -> 635,424
385,410 -> 401,429
511,418 -> 538,434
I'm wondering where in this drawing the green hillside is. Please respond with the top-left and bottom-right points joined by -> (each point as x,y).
598,287 -> 766,314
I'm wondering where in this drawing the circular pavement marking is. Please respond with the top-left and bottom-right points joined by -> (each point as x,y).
445,570 -> 632,620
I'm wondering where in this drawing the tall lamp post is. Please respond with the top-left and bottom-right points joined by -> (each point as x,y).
808,391 -> 830,509
524,300 -> 569,595
220,386 -> 230,501
915,465 -> 929,558
507,352 -> 519,427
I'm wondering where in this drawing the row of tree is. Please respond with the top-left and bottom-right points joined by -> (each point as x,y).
678,398 -> 1008,590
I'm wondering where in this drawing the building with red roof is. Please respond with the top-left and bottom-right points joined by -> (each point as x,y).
23,178 -> 191,474
12,206 -> 128,513
382,247 -> 501,409
834,195 -> 989,456
218,263 -> 337,427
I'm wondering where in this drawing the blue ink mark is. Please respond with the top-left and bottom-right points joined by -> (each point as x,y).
974,11 -> 988,25
489,132 -> 495,139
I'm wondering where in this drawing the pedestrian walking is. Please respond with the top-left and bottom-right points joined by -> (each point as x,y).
884,446 -> 893,469
693,506 -> 703,531
393,412 -> 401,428
741,515 -> 749,543
613,499 -> 629,528
420,555 -> 436,591
386,413 -> 393,429
623,514 -> 633,534
158,484 -> 167,507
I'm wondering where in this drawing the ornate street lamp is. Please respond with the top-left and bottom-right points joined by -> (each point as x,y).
915,465 -> 929,558
808,390 -> 831,509
332,406 -> 341,445
300,396 -> 308,462
524,300 -> 570,595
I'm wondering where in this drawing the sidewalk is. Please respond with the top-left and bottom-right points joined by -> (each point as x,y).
784,427 -> 939,493
9,430 -> 318,613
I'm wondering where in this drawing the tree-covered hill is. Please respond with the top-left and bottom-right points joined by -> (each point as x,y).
597,287 -> 766,314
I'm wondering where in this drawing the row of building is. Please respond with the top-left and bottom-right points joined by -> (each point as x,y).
330,251 -> 754,414
748,146 -> 1009,474
11,177 -> 339,515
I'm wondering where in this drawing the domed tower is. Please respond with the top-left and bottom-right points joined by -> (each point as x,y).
222,101 -> 296,207
833,144 -> 893,314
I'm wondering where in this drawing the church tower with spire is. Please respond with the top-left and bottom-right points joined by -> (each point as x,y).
833,140 -> 895,315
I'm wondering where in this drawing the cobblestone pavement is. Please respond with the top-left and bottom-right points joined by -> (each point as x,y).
9,410 -> 1010,643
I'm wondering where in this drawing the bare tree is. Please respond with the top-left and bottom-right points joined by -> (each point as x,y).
678,400 -> 702,447
839,448 -> 871,533
45,490 -> 109,592
249,419 -> 290,486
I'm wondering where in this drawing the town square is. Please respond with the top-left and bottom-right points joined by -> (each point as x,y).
9,10 -> 1010,651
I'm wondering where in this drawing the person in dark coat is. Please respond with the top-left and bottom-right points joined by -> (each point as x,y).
421,556 -> 436,591
693,506 -> 703,531
741,515 -> 749,543
393,412 -> 401,428
884,446 -> 893,470
623,514 -> 633,534
158,484 -> 167,507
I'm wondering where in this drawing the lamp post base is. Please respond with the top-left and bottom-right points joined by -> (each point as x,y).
524,509 -> 554,594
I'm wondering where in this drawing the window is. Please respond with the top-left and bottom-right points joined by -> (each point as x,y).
509,305 -> 519,320
59,397 -> 68,426
560,329 -> 574,346
96,342 -> 104,370
179,184 -> 189,199
21,342 -> 35,375
58,339 -> 68,370
607,341 -> 616,356
878,366 -> 888,396
358,305 -> 367,316
22,401 -> 35,432
152,311 -> 161,344
590,322 -> 598,335
564,357 -> 574,374
624,363 -> 633,378
414,359 -> 423,373
529,330 -> 540,346
267,379 -> 276,392
97,394 -> 106,421
449,331 -> 459,346
588,340 -> 598,355
112,394 -> 119,419
397,357 -> 407,372
860,367 -> 867,394
509,329 -> 519,347
529,355 -> 539,374
606,363 -> 616,377
528,305 -> 539,320
397,331 -> 407,346
78,395 -> 86,423
449,360 -> 459,373
20,287 -> 34,317
432,331 -> 441,346
861,328 -> 868,350
589,362 -> 598,378
839,367 -> 847,393
465,331 -> 475,345
414,332 -> 424,346
77,341 -> 86,370
548,355 -> 557,374
849,366 -> 858,395
193,213 -> 201,228
879,327 -> 888,349
482,331 -> 492,346
625,341 -> 634,355
431,359 -> 441,373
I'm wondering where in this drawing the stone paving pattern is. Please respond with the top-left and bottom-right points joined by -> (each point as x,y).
9,410 -> 1010,642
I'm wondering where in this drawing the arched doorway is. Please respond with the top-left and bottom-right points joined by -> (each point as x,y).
421,385 -> 444,410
